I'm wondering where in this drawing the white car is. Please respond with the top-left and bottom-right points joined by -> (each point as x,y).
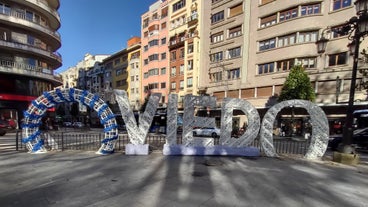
193,127 -> 220,138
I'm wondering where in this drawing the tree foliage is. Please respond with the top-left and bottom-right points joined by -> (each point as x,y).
278,65 -> 316,102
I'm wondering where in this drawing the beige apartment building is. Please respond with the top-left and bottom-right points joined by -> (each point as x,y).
126,37 -> 142,110
167,0 -> 211,107
203,0 -> 367,128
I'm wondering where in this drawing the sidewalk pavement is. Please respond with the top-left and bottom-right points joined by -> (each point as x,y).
1,150 -> 368,207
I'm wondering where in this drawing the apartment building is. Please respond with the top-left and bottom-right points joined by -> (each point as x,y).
126,37 -> 142,110
206,0 -> 250,106
167,0 -> 211,107
60,53 -> 109,90
141,0 -> 170,105
249,0 -> 367,117
0,0 -> 62,126
203,0 -> 367,125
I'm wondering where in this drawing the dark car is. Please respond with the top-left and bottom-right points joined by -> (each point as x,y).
329,127 -> 368,150
0,120 -> 11,136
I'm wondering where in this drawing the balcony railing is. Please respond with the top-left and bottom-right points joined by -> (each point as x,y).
26,0 -> 61,22
0,9 -> 61,42
0,59 -> 62,83
0,40 -> 61,64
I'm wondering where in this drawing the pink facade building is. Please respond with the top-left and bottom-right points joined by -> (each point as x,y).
141,0 -> 169,105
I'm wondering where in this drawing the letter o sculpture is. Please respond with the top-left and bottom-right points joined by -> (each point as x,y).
260,100 -> 329,159
21,88 -> 118,154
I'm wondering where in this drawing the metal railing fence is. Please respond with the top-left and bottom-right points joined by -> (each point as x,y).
16,131 -> 310,155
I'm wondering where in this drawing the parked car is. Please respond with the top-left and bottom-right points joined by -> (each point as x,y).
329,127 -> 368,150
0,120 -> 11,136
193,127 -> 220,138
63,122 -> 72,127
73,122 -> 85,128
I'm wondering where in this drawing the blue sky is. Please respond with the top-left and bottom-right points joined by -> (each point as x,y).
56,0 -> 157,73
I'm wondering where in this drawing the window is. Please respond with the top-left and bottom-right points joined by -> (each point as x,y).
296,57 -> 317,69
227,47 -> 241,59
161,82 -> 166,89
187,77 -> 193,87
161,67 -> 166,74
149,83 -> 159,89
211,71 -> 222,82
211,11 -> 224,24
114,58 -> 121,65
148,68 -> 159,76
188,60 -> 193,70
211,32 -> 223,43
278,34 -> 296,47
171,82 -> 176,90
180,48 -> 185,58
260,14 -> 277,28
144,45 -> 148,51
210,51 -> 223,62
333,0 -> 352,11
277,59 -> 295,71
258,62 -> 274,74
0,3 -> 11,15
171,66 -> 176,76
301,4 -> 321,16
161,7 -> 168,18
329,52 -> 347,66
149,39 -> 159,47
161,52 -> 166,60
298,31 -> 318,43
116,69 -> 123,76
188,43 -> 194,54
143,18 -> 149,28
161,37 -> 166,45
136,75 -> 139,81
229,3 -> 243,18
148,54 -> 159,61
259,38 -> 276,51
144,59 -> 148,65
180,80 -> 184,89
279,8 -> 298,22
331,25 -> 349,38
144,72 -> 149,79
227,68 -> 240,80
170,51 -> 176,61
173,0 -> 186,12
229,25 -> 242,38
180,64 -> 184,74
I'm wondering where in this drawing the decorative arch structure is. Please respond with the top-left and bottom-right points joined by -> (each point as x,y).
259,100 -> 329,159
22,88 -> 118,154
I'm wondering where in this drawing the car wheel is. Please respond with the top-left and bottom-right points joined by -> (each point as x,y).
211,132 -> 217,138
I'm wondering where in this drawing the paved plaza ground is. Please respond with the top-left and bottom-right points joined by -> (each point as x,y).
1,149 -> 368,207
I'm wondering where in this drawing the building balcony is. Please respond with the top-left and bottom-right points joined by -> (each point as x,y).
0,59 -> 62,85
0,39 -> 62,68
0,11 -> 61,47
169,36 -> 185,49
187,13 -> 198,26
22,0 -> 61,29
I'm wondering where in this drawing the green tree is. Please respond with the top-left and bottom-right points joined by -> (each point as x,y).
278,65 -> 316,102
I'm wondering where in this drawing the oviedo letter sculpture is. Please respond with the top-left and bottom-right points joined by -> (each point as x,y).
22,88 -> 118,154
22,88 -> 329,160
